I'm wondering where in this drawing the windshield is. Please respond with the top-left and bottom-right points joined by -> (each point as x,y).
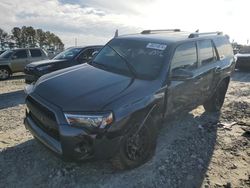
53,48 -> 82,60
0,50 -> 14,59
92,39 -> 167,79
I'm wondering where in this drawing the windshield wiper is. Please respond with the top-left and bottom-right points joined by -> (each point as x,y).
107,44 -> 138,78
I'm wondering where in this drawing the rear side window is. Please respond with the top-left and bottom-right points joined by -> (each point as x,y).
198,40 -> 216,65
30,49 -> 42,57
171,42 -> 198,71
213,37 -> 233,59
14,50 -> 27,59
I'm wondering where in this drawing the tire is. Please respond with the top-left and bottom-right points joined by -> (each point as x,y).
203,80 -> 229,112
0,67 -> 11,80
111,116 -> 157,170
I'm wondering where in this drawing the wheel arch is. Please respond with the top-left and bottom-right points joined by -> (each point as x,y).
0,65 -> 12,74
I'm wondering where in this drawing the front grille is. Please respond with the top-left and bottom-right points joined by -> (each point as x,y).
26,96 -> 60,141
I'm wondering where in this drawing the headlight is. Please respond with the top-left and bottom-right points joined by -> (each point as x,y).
37,64 -> 53,71
64,112 -> 113,129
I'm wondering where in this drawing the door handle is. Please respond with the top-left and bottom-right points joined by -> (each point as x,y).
215,67 -> 222,73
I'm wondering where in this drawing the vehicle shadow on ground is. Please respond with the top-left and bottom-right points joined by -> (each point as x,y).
0,110 -> 219,188
9,74 -> 25,81
0,74 -> 25,82
0,90 -> 25,109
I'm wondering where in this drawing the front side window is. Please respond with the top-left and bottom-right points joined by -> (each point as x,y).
171,42 -> 198,71
30,49 -> 42,57
92,39 -> 167,79
14,50 -> 28,59
199,40 -> 216,65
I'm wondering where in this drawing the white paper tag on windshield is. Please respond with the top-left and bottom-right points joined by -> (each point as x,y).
146,43 -> 167,50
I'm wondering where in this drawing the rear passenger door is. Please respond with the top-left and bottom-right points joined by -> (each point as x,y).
166,42 -> 202,114
11,49 -> 29,72
196,40 -> 218,103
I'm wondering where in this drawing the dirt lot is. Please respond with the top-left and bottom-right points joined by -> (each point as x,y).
0,72 -> 249,188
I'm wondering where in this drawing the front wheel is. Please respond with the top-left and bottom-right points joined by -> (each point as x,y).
0,67 -> 11,80
111,116 -> 157,170
203,79 -> 229,112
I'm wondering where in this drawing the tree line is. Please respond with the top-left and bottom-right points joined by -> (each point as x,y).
0,26 -> 64,51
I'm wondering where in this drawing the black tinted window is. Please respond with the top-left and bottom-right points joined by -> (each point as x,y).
14,50 -> 27,59
79,49 -> 95,61
199,40 -> 216,65
171,42 -> 197,71
30,49 -> 42,57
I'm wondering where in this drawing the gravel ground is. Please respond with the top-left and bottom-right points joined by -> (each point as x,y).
0,72 -> 249,188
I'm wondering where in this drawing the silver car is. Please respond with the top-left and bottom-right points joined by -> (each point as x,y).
0,48 -> 48,80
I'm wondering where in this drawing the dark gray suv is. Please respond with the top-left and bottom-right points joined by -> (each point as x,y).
0,48 -> 48,80
24,30 -> 235,169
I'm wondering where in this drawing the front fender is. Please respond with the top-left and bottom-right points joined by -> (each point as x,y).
107,91 -> 165,136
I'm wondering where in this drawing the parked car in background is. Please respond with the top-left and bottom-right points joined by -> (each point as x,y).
0,48 -> 48,80
24,30 -> 235,169
24,45 -> 102,84
235,47 -> 250,70
0,50 -> 6,55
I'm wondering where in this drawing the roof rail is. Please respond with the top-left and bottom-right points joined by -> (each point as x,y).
188,31 -> 223,38
141,29 -> 181,34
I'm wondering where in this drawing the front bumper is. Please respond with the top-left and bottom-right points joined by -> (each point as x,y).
24,95 -> 124,161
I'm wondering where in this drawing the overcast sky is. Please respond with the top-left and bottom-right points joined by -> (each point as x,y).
0,0 -> 249,47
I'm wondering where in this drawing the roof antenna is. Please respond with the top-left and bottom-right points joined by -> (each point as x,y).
195,29 -> 199,33
114,29 -> 118,38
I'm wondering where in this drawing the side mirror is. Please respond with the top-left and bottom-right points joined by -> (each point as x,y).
92,51 -> 99,58
171,68 -> 194,81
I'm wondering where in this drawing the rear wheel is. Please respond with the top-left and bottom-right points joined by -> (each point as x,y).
112,116 -> 157,170
0,67 -> 10,80
203,80 -> 229,112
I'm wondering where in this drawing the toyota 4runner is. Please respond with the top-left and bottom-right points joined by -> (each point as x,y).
24,29 -> 235,169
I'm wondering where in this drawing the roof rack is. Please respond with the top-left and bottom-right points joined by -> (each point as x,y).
188,31 -> 223,38
141,29 -> 181,34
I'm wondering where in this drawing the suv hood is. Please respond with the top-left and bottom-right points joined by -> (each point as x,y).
33,64 -> 135,111
27,59 -> 67,67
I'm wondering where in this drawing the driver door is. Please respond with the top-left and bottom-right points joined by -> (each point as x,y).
166,42 -> 203,115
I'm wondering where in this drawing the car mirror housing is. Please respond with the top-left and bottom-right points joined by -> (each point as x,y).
92,51 -> 99,58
